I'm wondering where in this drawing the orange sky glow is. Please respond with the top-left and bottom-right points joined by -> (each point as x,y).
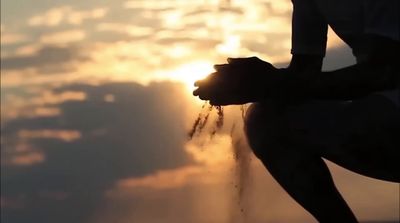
1,0 -> 398,223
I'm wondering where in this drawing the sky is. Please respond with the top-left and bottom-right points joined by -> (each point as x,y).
1,0 -> 399,223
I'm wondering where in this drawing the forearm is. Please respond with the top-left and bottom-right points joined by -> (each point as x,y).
282,37 -> 399,100
283,60 -> 399,100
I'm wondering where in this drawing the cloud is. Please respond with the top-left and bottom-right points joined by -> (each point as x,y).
2,0 -> 299,87
114,134 -> 235,190
96,23 -> 154,37
0,45 -> 88,71
0,33 -> 28,45
1,81 -> 195,223
120,0 -> 294,61
18,129 -> 82,142
32,107 -> 62,117
66,8 -> 108,25
2,81 -> 398,223
13,44 -> 42,56
39,29 -> 86,44
28,6 -> 108,27
96,151 -> 400,223
115,165 -> 205,190
123,0 -> 205,10
0,88 -> 84,122
28,7 -> 66,27
9,151 -> 46,166
2,1 -> 398,222
29,90 -> 87,106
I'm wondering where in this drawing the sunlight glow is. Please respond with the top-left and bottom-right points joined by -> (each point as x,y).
156,61 -> 215,91
216,34 -> 241,55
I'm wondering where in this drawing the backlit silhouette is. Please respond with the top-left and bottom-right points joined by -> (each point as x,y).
194,0 -> 400,222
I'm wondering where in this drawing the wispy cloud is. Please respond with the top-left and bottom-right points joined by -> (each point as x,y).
123,0 -> 206,10
39,29 -> 86,44
28,6 -> 66,27
1,33 -> 28,45
1,1 -> 398,222
28,6 -> 108,27
9,151 -> 46,166
1,45 -> 88,72
30,90 -> 87,105
96,23 -> 154,37
1,81 -> 198,222
115,134 -> 235,190
18,129 -> 82,142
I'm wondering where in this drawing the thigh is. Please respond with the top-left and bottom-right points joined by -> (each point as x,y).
285,94 -> 400,182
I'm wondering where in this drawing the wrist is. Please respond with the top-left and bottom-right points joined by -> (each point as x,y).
270,68 -> 314,103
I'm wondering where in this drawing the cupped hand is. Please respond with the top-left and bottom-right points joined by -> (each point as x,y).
193,57 -> 281,105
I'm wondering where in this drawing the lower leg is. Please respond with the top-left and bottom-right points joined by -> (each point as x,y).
257,148 -> 358,223
244,103 -> 358,223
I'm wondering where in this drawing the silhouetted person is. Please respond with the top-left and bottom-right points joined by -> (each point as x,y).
194,0 -> 399,222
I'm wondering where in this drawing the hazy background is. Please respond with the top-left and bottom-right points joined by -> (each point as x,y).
1,0 -> 399,222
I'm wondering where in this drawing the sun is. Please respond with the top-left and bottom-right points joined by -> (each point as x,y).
157,60 -> 215,91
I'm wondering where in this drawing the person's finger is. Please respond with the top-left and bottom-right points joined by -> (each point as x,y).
208,88 -> 235,105
194,80 -> 202,87
193,83 -> 216,96
195,72 -> 230,90
194,73 -> 214,87
199,87 -> 218,100
193,87 -> 200,96
213,64 -> 229,71
199,94 -> 208,100
193,85 -> 210,98
227,57 -> 257,64
227,57 -> 241,64
210,96 -> 237,106
213,65 -> 235,79
193,83 -> 218,99
194,79 -> 210,87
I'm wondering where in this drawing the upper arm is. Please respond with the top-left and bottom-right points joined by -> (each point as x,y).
291,0 -> 328,56
288,54 -> 324,73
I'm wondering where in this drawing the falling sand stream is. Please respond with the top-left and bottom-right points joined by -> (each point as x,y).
188,102 -> 253,223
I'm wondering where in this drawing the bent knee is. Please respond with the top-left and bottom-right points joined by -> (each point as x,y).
244,102 -> 287,157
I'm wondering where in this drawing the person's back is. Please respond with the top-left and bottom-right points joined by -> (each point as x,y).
194,0 -> 399,222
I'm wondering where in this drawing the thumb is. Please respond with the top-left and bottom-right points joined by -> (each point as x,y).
227,57 -> 255,64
